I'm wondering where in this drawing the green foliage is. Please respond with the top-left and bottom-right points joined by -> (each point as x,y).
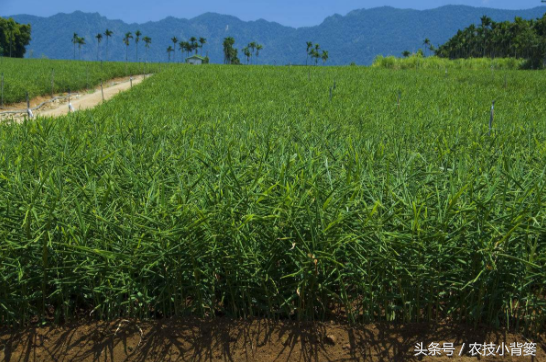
306,42 -> 328,66
0,64 -> 545,333
223,37 -> 240,65
0,17 -> 31,58
0,57 -> 165,104
243,42 -> 263,65
372,55 -> 526,70
437,14 -> 546,68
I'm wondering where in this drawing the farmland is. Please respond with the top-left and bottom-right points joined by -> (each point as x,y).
0,62 -> 545,335
0,57 -> 164,105
372,55 -> 527,70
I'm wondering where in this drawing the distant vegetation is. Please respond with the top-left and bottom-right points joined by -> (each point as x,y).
166,36 -> 207,63
373,54 -> 526,70
223,37 -> 240,65
0,17 -> 31,58
9,6 -> 546,64
436,14 -> 546,68
242,42 -> 264,65
71,29 -> 216,64
306,42 -> 329,66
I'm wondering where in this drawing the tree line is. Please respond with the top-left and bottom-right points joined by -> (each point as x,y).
71,29 -> 153,62
167,36 -> 208,63
73,30 -> 213,63
435,14 -> 546,67
221,37 -> 264,65
2,17 -> 332,66
306,42 -> 329,65
221,38 -> 329,65
0,18 -> 31,58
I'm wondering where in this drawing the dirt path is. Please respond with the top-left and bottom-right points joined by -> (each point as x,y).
0,319 -> 544,362
0,75 -> 148,122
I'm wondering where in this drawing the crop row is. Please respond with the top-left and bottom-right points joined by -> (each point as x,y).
0,65 -> 545,333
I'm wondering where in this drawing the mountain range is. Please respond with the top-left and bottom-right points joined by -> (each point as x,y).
5,6 -> 546,65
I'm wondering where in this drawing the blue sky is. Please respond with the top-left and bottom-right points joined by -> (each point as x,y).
1,0 -> 544,27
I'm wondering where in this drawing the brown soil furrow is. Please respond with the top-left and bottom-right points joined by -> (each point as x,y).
1,319 -> 544,362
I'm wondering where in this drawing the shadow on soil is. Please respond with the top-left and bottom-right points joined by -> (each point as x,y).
1,318 -> 544,361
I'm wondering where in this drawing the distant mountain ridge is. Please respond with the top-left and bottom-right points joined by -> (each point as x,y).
4,5 -> 546,65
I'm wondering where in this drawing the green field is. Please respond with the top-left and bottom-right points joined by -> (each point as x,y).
0,62 -> 545,332
373,55 -> 526,70
0,57 -> 165,105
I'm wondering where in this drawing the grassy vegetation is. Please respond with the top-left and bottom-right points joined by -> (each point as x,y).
0,57 -> 165,105
0,64 -> 545,333
372,55 -> 526,70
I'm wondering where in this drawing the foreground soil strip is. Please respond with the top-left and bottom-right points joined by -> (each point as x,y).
0,319 -> 544,361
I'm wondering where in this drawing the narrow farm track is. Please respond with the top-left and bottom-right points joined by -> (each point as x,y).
39,75 -> 148,117
0,74 -> 149,121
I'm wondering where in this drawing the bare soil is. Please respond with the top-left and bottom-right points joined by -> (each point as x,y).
0,318 -> 544,361
0,75 -> 148,122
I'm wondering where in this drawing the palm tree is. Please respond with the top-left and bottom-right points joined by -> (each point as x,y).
77,37 -> 85,60
123,32 -> 133,62
72,33 -> 79,60
199,37 -> 207,54
223,37 -> 238,64
321,50 -> 329,65
171,36 -> 178,61
143,36 -> 152,61
313,44 -> 320,65
309,49 -> 317,65
178,41 -> 186,61
135,30 -> 142,61
167,46 -> 173,62
95,33 -> 103,60
423,38 -> 431,56
255,44 -> 263,64
480,16 -> 493,57
480,16 -> 492,29
249,42 -> 257,64
306,41 -> 313,65
190,37 -> 198,54
178,41 -> 185,62
242,46 -> 251,64
183,41 -> 192,59
104,29 -> 113,61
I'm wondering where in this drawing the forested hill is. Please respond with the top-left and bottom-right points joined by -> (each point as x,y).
5,5 -> 546,65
